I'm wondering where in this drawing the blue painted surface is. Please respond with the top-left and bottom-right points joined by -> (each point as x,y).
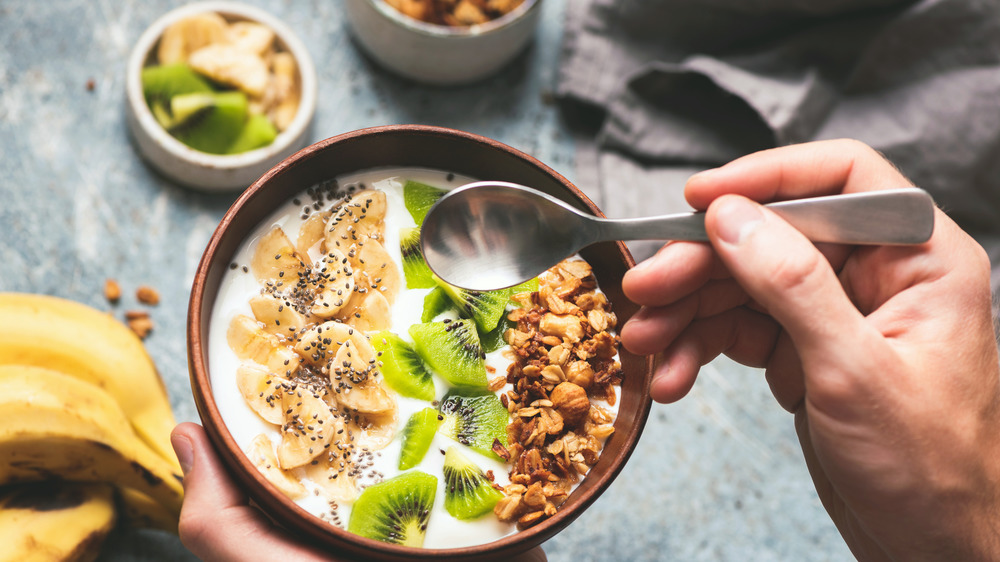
0,1 -> 850,560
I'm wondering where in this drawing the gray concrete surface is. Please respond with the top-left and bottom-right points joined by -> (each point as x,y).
0,1 -> 851,560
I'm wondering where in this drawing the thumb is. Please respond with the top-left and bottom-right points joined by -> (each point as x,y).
706,195 -> 878,397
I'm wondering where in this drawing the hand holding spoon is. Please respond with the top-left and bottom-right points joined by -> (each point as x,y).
419,181 -> 936,291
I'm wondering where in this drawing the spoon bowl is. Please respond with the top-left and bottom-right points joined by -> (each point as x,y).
421,181 -> 936,291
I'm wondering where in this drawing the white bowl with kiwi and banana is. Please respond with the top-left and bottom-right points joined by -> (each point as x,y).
126,2 -> 316,192
188,125 -> 654,560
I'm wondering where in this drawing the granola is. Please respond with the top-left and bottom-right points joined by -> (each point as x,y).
494,258 -> 622,528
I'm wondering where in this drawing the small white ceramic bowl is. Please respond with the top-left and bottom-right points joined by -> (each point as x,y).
126,1 -> 317,192
345,0 -> 542,86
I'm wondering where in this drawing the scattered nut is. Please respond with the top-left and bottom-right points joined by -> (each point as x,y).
136,285 -> 160,306
104,279 -> 122,304
550,382 -> 589,426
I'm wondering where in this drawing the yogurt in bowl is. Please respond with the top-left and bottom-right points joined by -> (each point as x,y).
187,125 -> 652,561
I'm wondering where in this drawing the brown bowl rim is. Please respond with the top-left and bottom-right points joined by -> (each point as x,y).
187,124 -> 653,561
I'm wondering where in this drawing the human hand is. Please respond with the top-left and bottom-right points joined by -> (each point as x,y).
170,422 -> 548,562
620,139 -> 1000,561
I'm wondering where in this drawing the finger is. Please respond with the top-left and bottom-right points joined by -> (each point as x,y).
705,195 -> 885,416
621,278 -> 751,356
623,241 -> 720,307
171,423 -> 333,561
684,139 -> 912,210
763,331 -> 807,413
649,307 -> 782,403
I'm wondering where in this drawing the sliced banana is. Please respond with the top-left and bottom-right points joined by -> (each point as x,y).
324,190 -> 387,253
157,12 -> 228,65
296,211 -> 331,257
352,239 -> 400,304
349,410 -> 397,452
188,43 -> 270,98
277,386 -> 342,469
227,314 -> 300,376
303,448 -> 358,503
249,294 -> 306,339
225,21 -> 275,56
336,289 -> 390,333
294,320 -> 374,367
270,51 -> 300,132
329,342 -> 395,415
236,364 -> 287,425
247,434 -> 306,499
251,225 -> 305,283
309,249 -> 355,319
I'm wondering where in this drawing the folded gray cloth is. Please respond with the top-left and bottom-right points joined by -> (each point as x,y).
558,0 -> 1000,292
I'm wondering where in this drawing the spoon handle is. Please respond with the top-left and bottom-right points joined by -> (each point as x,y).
590,188 -> 935,245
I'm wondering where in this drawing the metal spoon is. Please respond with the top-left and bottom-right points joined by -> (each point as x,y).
419,181 -> 936,291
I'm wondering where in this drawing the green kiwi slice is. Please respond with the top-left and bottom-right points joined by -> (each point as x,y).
435,276 -> 510,333
227,113 -> 277,154
347,471 -> 437,547
409,320 -> 487,388
141,63 -> 213,128
400,227 -> 436,289
437,388 -> 508,460
442,446 -> 504,520
372,331 -> 435,401
403,180 -> 446,225
421,287 -> 458,322
480,313 -> 516,354
168,91 -> 248,154
398,408 -> 442,470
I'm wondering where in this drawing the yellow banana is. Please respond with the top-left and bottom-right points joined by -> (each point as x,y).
0,482 -> 116,562
0,365 -> 184,514
117,488 -> 179,535
0,293 -> 178,467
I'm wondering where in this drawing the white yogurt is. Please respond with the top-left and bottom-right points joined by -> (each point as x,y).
208,167 -> 620,549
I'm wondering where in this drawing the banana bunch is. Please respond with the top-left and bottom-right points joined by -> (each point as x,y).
0,293 -> 183,561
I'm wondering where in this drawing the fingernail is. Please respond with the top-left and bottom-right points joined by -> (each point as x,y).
715,197 -> 763,244
171,433 -> 193,476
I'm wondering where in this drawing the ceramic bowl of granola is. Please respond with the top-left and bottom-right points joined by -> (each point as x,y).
187,124 -> 653,560
126,1 -> 317,191
344,0 -> 542,85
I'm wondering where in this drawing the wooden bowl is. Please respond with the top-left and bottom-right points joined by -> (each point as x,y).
187,125 -> 653,561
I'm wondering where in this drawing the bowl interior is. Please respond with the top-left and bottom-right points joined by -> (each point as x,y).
369,0 -> 540,37
188,125 -> 653,561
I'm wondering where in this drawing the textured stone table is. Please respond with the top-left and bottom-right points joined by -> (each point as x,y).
0,1 -> 851,560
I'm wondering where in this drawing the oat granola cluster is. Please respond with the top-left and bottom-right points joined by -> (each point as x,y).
384,0 -> 525,26
493,259 -> 622,528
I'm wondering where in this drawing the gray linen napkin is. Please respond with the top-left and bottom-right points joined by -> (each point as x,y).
557,0 -> 1000,292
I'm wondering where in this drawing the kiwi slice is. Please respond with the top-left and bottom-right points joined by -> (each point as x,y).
438,388 -> 508,460
168,91 -> 248,154
400,227 -> 436,289
421,287 -> 458,322
141,63 -> 213,128
227,113 -> 277,154
435,276 -> 510,333
398,408 -> 442,470
409,320 -> 487,388
403,180 -> 446,225
347,471 -> 437,547
372,331 -> 435,401
443,446 -> 504,520
480,313 -> 516,354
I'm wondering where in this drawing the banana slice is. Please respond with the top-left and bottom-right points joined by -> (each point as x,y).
251,225 -> 305,283
247,434 -> 306,499
270,51 -> 300,132
352,239 -> 400,304
236,365 -> 287,425
309,249 -> 355,319
277,387 -> 343,469
228,314 -> 300,376
337,289 -> 390,333
349,410 -> 397,452
324,190 -> 387,253
157,12 -> 228,65
296,210 -> 331,257
249,294 -> 306,338
303,448 -> 358,503
294,320 -> 374,367
330,342 -> 395,415
226,21 -> 275,56
188,43 -> 270,98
